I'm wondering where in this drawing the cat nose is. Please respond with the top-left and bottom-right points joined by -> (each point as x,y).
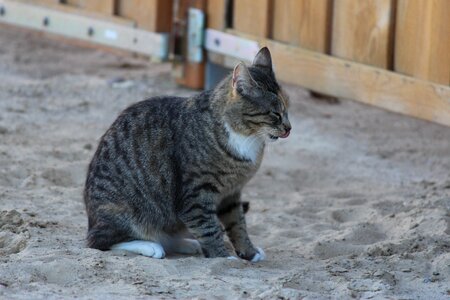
279,123 -> 291,138
283,122 -> 291,133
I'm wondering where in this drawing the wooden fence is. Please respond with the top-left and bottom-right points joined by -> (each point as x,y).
0,0 -> 449,126
0,0 -> 173,59
206,0 -> 450,127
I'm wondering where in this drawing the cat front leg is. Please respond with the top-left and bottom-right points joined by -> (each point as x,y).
178,198 -> 231,258
218,192 -> 265,262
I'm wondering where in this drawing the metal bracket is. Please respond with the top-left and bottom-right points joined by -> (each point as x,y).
187,8 -> 204,63
0,0 -> 169,60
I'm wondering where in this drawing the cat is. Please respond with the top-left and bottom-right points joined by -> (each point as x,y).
84,47 -> 291,261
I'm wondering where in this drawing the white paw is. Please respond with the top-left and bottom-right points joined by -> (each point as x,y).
251,247 -> 266,262
111,240 -> 165,259
227,256 -> 239,260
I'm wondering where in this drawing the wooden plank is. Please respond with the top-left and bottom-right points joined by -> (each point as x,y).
233,0 -> 272,37
272,0 -> 332,53
84,1 -> 115,15
331,0 -> 396,69
33,0 -> 61,5
395,0 -> 450,85
205,29 -> 259,62
14,0 -> 132,25
206,0 -> 227,30
65,0 -> 115,15
116,0 -> 173,32
15,0 -> 61,6
65,0 -> 83,8
206,30 -> 450,127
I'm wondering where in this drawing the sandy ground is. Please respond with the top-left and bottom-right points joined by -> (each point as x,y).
0,25 -> 449,300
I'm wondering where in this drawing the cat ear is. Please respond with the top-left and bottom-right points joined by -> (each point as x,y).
252,47 -> 272,70
232,62 -> 257,92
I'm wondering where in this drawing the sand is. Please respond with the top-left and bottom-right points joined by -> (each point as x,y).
0,25 -> 449,299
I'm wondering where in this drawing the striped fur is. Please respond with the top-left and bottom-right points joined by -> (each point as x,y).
84,47 -> 291,260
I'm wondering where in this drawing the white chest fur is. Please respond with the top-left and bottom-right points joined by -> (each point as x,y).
224,123 -> 264,163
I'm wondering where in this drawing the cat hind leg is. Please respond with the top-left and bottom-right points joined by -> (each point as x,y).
87,224 -> 130,251
169,238 -> 202,255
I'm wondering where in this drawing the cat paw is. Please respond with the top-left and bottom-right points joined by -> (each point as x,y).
250,247 -> 266,262
111,240 -> 166,259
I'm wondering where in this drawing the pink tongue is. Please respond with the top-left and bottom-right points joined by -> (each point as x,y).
280,131 -> 290,138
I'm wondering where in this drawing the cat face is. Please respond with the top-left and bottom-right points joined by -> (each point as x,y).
229,47 -> 291,140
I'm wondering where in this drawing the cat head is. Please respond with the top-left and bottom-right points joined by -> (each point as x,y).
225,47 -> 291,141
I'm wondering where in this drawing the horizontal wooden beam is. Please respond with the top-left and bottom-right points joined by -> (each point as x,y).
205,29 -> 259,62
205,29 -> 450,127
0,0 -> 169,59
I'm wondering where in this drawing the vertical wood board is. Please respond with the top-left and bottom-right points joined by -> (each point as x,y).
116,0 -> 173,32
207,0 -> 227,30
65,0 -> 115,15
233,0 -> 272,37
331,0 -> 396,69
395,0 -> 450,85
272,0 -> 332,53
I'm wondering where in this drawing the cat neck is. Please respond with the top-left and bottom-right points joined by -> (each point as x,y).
224,122 -> 264,163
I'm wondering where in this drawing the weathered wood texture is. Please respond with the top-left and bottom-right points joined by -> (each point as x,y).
65,0 -> 115,15
14,0 -> 133,25
395,0 -> 450,85
272,0 -> 332,53
332,0 -> 396,69
233,0 -> 272,37
33,0 -> 60,4
116,0 -> 173,32
207,0 -> 227,30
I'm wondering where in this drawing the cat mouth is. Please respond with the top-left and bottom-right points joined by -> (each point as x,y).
279,130 -> 290,138
269,130 -> 290,140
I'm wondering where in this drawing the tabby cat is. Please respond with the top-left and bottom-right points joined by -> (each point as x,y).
84,47 -> 291,261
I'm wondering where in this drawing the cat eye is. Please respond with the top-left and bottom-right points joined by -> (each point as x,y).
270,112 -> 282,123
